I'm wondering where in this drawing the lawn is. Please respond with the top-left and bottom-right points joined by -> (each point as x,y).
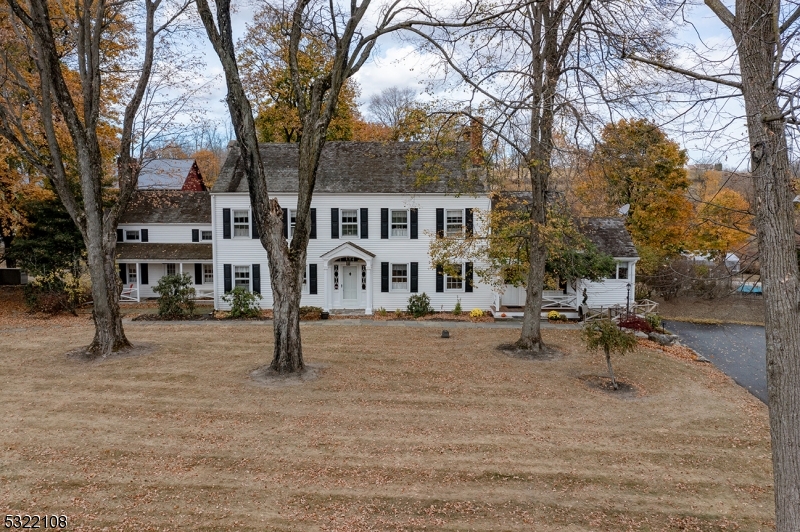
0,314 -> 774,531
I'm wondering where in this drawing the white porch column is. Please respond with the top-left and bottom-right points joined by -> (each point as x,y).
136,262 -> 141,302
365,260 -> 373,315
179,263 -> 183,275
323,263 -> 330,312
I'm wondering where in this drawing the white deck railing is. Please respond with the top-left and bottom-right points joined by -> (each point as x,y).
541,292 -> 577,310
120,284 -> 140,302
193,288 -> 214,301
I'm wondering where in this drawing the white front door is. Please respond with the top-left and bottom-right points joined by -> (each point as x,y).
342,265 -> 359,305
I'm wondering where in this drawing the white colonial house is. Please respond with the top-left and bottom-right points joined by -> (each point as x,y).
116,190 -> 215,301
211,142 -> 493,314
115,141 -> 640,318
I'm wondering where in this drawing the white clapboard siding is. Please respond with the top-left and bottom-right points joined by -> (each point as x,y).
117,223 -> 212,243
578,279 -> 631,309
212,193 -> 493,312
118,262 -> 214,300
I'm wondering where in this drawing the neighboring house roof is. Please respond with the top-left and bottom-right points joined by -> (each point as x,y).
213,141 -> 483,194
138,159 -> 206,190
579,217 -> 639,258
119,191 -> 211,224
116,243 -> 213,261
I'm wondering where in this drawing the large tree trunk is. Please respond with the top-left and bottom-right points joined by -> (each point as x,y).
735,1 -> 800,527
518,221 -> 546,350
82,233 -> 130,357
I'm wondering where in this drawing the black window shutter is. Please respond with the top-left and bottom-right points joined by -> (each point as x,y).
360,208 -> 368,239
141,229 -> 149,242
465,262 -> 474,292
410,262 -> 418,293
465,208 -> 473,237
410,208 -> 418,239
223,264 -> 232,292
195,263 -> 202,285
222,208 -> 231,239
435,264 -> 444,293
192,229 -> 199,242
140,264 -> 149,285
252,264 -> 261,294
381,208 -> 389,239
309,264 -> 317,294
116,229 -> 123,242
310,208 -> 317,239
436,208 -> 444,237
282,208 -> 289,238
119,263 -> 127,284
381,262 -> 389,293
331,208 -> 339,239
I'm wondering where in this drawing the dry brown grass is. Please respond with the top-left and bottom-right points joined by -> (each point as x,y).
657,295 -> 765,325
0,316 -> 774,531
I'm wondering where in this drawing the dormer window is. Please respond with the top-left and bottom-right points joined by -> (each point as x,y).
126,230 -> 140,241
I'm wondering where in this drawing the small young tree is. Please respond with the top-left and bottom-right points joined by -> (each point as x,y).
581,319 -> 638,390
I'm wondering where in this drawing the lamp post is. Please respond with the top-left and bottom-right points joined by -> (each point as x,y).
626,283 -> 631,317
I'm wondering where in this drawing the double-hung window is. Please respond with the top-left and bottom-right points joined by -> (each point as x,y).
233,210 -> 250,237
203,264 -> 214,284
127,263 -> 138,284
391,210 -> 408,238
166,263 -> 176,276
234,265 -> 250,290
446,209 -> 464,237
201,230 -> 212,241
341,209 -> 358,237
445,263 -> 463,291
125,230 -> 140,241
391,263 -> 408,291
302,266 -> 309,294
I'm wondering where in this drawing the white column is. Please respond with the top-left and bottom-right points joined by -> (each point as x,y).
136,262 -> 141,302
365,261 -> 373,315
179,263 -> 183,275
323,263 -> 330,312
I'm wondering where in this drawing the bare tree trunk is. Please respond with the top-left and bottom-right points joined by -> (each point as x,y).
735,1 -> 800,526
605,347 -> 617,390
518,220 -> 546,351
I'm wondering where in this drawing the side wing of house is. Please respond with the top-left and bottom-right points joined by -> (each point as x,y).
576,217 -> 639,311
211,141 -> 493,313
117,191 -> 214,301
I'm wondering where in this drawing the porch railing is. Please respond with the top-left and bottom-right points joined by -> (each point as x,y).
541,292 -> 577,310
120,284 -> 139,302
193,288 -> 214,301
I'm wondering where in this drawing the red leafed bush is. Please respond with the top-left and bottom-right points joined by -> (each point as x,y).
617,316 -> 653,333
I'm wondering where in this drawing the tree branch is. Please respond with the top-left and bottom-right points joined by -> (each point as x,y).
625,52 -> 743,89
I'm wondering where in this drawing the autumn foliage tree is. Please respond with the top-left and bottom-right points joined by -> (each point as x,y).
0,0 -> 188,357
583,119 -> 694,273
237,5 -> 364,143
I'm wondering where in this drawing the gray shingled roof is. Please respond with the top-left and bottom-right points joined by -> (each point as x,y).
491,193 -> 638,258
138,159 -> 195,189
116,243 -> 213,261
119,191 -> 211,224
579,218 -> 639,258
213,142 -> 483,194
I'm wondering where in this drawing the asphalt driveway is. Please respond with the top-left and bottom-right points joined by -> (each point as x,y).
664,321 -> 767,403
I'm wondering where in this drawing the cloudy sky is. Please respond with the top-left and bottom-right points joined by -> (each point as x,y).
183,0 -> 762,169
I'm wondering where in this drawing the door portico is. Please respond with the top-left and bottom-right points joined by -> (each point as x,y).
320,242 -> 375,314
